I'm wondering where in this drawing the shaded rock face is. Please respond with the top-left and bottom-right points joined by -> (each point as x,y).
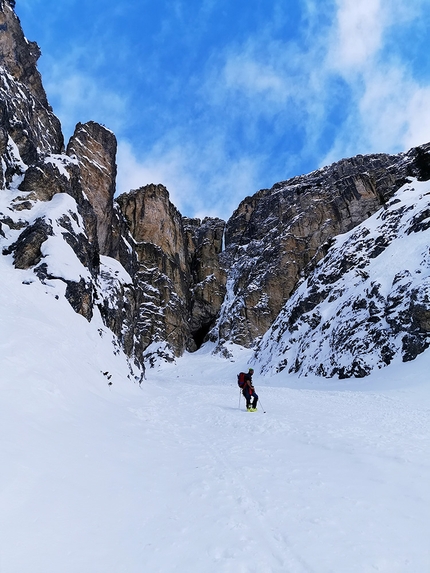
16,154 -> 100,273
3,217 -> 53,269
67,122 -> 117,257
213,148 -> 429,351
254,178 -> 430,377
0,1 -> 63,169
184,216 -> 227,347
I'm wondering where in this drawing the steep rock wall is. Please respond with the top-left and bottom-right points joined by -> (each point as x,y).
213,148 -> 429,352
0,0 -> 63,170
66,122 -> 117,257
116,185 -> 227,356
184,216 -> 227,346
254,176 -> 430,377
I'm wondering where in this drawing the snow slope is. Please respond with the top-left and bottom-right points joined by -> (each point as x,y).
1,243 -> 430,572
255,178 -> 430,378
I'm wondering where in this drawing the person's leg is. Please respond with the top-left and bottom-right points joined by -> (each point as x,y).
252,392 -> 258,409
243,387 -> 251,409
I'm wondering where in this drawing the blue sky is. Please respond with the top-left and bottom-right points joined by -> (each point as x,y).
15,0 -> 430,220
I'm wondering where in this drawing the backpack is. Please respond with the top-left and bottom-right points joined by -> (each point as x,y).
237,372 -> 247,388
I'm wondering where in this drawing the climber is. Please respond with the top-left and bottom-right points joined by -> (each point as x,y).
242,368 -> 258,411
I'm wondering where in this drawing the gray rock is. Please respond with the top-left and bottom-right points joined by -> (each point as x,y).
0,2 -> 63,164
3,217 -> 52,268
67,122 -> 117,257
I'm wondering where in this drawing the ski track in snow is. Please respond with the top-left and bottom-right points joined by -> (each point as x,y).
135,384 -> 311,573
117,366 -> 430,573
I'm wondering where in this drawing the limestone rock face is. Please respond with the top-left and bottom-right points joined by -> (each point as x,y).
118,184 -> 187,271
184,216 -> 227,345
3,217 -> 53,269
0,1 -> 63,168
213,149 -> 428,352
254,176 -> 430,377
116,185 -> 227,356
67,122 -> 117,257
116,185 -> 190,356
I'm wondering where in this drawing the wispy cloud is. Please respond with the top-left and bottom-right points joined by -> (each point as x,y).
330,0 -> 384,70
222,54 -> 288,103
44,65 -> 129,141
116,137 -> 262,221
209,0 -> 430,160
321,0 -> 430,162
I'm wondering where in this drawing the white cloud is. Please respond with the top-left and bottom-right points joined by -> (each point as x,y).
222,55 -> 288,102
404,87 -> 430,148
331,0 -> 384,70
116,140 -> 194,200
329,0 -> 426,74
321,0 -> 430,161
359,71 -> 430,153
44,66 -> 129,142
116,138 -> 262,221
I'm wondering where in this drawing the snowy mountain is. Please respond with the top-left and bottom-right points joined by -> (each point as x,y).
2,0 -> 430,379
254,178 -> 430,377
1,3 -> 430,571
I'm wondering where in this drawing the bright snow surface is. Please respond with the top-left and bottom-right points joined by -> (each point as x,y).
1,254 -> 430,572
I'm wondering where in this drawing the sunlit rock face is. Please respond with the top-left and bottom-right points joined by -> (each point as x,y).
116,185 -> 226,356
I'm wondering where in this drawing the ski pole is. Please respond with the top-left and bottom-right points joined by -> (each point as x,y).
259,399 -> 266,414
238,388 -> 242,409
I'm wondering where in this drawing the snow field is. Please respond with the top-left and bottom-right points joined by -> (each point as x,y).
141,364 -> 430,573
1,254 -> 430,572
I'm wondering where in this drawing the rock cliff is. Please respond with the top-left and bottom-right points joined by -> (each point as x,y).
116,185 -> 226,359
1,1 -> 430,378
0,0 -> 63,172
66,122 -> 117,257
213,148 -> 428,353
253,174 -> 430,377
